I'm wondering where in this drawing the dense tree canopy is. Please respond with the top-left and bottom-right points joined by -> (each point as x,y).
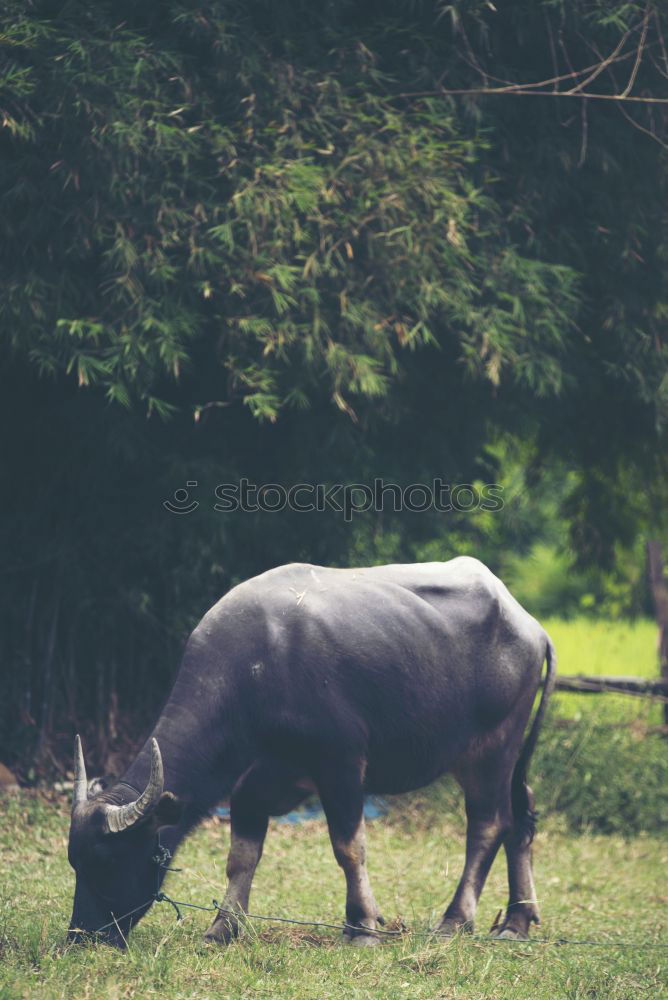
1,0 -> 666,770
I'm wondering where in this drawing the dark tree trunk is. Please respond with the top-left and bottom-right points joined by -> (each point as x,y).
647,539 -> 668,726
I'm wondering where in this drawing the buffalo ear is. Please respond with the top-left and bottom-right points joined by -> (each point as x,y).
88,774 -> 115,797
153,791 -> 182,827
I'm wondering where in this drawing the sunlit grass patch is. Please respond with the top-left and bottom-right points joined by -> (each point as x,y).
543,617 -> 658,680
543,616 -> 661,724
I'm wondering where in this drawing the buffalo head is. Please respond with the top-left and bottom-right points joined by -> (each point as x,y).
67,736 -> 181,947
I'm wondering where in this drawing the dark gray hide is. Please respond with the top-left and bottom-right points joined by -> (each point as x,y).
68,557 -> 556,946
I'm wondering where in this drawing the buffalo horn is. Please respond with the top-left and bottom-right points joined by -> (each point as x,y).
103,738 -> 164,834
72,734 -> 89,811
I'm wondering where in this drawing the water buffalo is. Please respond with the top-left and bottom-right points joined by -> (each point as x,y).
68,557 -> 556,947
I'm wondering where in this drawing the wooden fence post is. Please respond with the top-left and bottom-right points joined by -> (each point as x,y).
647,539 -> 668,726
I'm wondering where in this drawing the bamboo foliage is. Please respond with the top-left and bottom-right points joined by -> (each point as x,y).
0,0 -> 666,771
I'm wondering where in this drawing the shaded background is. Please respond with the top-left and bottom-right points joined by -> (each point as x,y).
1,0 -> 666,775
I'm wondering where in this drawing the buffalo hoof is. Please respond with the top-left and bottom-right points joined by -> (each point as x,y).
433,918 -> 474,938
343,920 -> 383,947
203,921 -> 239,946
344,931 -> 381,948
490,926 -> 529,940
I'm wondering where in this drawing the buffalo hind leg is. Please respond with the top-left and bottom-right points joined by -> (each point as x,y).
317,759 -> 384,947
204,759 -> 309,945
435,771 -> 512,937
492,782 -> 540,939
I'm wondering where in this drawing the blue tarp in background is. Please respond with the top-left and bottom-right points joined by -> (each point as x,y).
214,796 -> 388,824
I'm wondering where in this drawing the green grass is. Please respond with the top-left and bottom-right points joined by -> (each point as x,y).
1,619 -> 666,998
543,616 -> 658,679
543,616 -> 662,724
1,793 -> 666,1000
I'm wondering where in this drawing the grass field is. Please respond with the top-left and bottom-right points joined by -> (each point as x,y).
543,616 -> 662,723
543,617 -> 658,681
1,618 -> 666,999
1,796 -> 666,1000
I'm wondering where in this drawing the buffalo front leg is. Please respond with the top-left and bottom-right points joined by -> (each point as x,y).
204,758 -> 308,944
318,760 -> 384,947
203,801 -> 268,944
435,789 -> 511,937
